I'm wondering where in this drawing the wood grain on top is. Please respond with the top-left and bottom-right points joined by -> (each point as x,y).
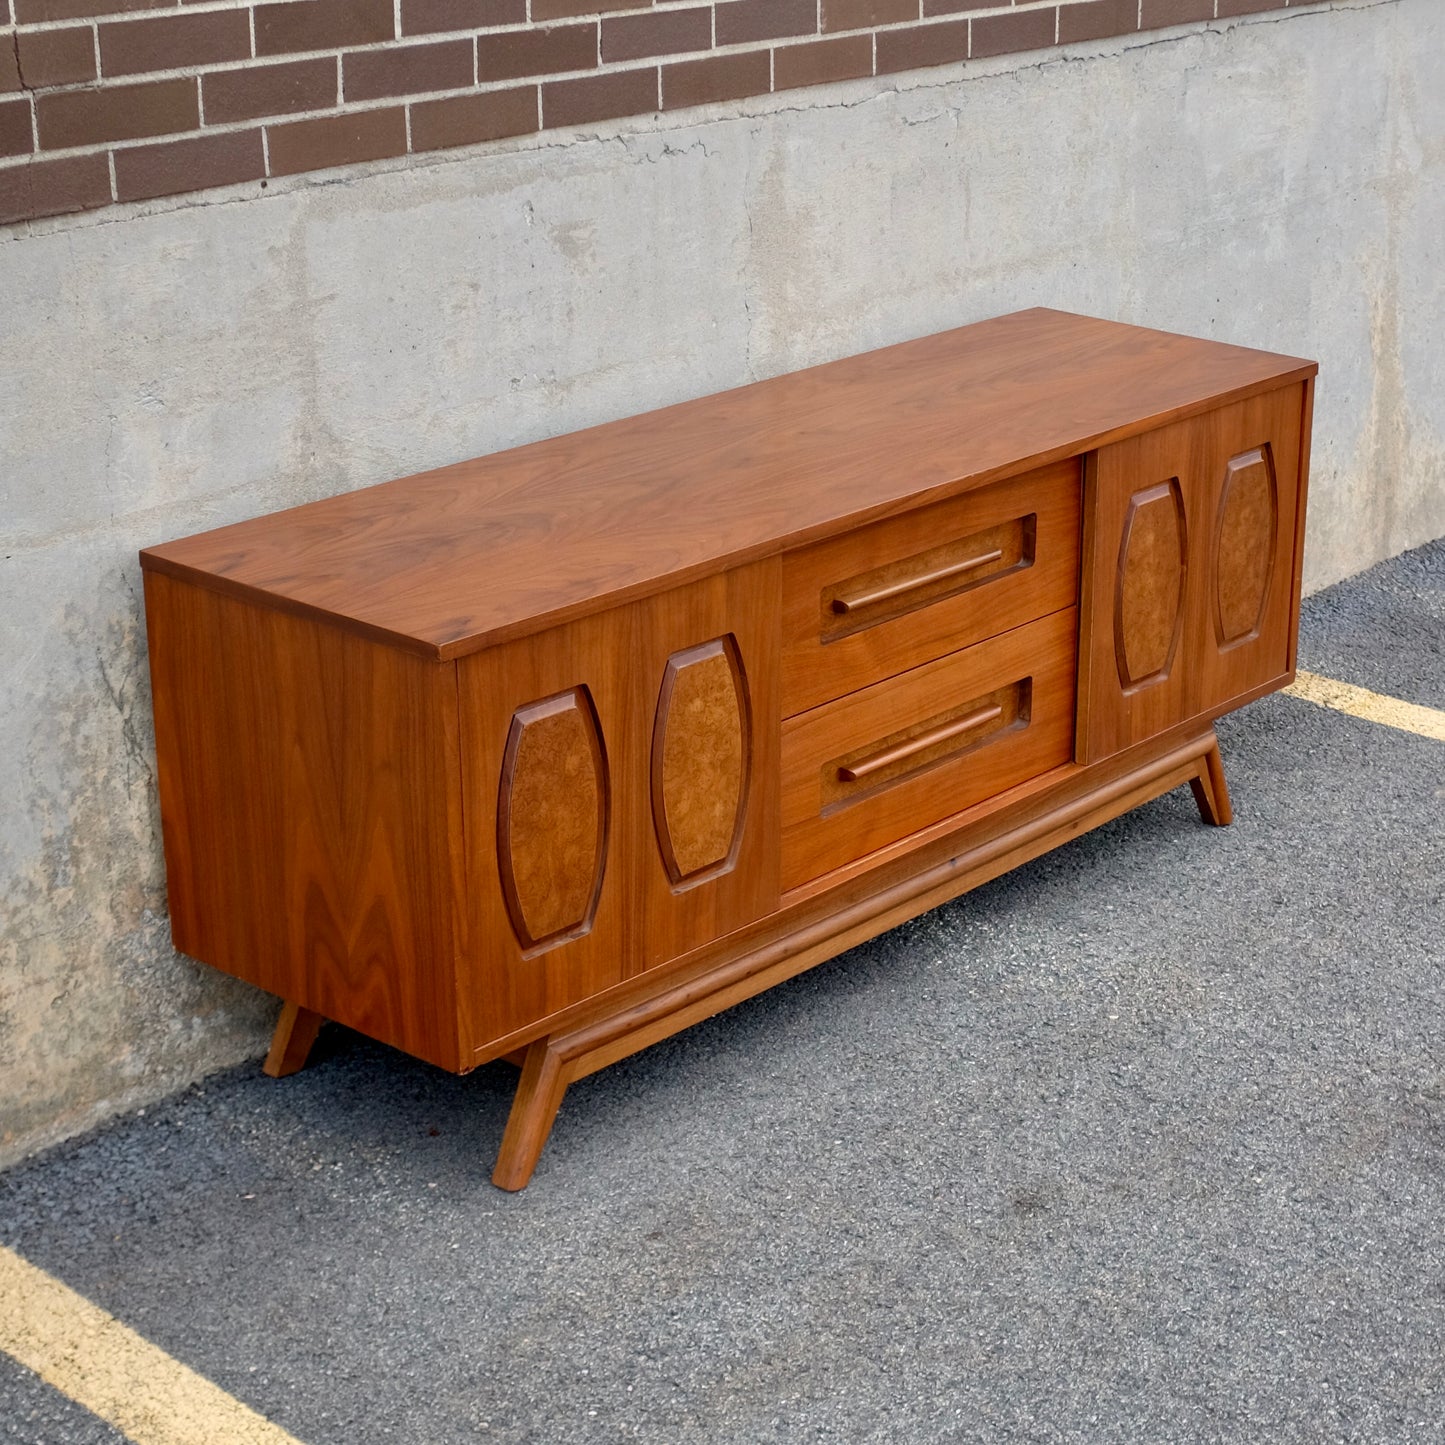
139,308 -> 1316,660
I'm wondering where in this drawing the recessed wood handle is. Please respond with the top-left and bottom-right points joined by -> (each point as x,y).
830,547 -> 1005,615
838,703 -> 1005,783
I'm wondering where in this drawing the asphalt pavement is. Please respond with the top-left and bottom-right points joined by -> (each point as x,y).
2,537 -> 1442,1445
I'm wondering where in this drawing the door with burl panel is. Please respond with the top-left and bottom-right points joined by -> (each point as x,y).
1190,384 -> 1311,718
1077,383 -> 1309,762
455,560 -> 780,1059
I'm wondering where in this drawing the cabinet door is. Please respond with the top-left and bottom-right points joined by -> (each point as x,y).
455,560 -> 779,1055
1077,383 -> 1309,762
632,566 -> 781,973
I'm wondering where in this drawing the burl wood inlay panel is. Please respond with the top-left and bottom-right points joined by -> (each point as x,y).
1213,446 -> 1278,647
1114,478 -> 1187,692
652,636 -> 750,886
497,689 -> 609,953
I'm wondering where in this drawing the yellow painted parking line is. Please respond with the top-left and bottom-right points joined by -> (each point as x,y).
1284,671 -> 1445,743
0,1244 -> 304,1445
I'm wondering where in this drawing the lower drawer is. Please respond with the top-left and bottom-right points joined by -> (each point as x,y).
780,608 -> 1077,890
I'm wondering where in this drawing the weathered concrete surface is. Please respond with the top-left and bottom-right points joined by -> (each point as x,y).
0,0 -> 1439,1166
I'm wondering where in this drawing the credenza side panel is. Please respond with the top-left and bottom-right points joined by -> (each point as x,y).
144,572 -> 466,1071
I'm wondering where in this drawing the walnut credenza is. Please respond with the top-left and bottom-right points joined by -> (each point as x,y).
140,309 -> 1317,1189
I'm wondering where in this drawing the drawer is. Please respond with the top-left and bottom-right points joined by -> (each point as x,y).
781,460 -> 1080,715
780,609 -> 1077,891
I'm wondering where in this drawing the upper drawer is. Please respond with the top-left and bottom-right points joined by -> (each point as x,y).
780,460 -> 1081,715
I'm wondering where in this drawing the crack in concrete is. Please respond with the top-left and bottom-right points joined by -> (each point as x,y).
95,638 -> 155,801
617,135 -> 715,167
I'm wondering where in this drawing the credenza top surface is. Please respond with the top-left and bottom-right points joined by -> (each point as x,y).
139,307 -> 1316,660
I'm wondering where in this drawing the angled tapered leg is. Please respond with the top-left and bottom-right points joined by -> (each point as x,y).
492,1038 -> 573,1191
1189,738 -> 1234,827
264,1000 -> 325,1078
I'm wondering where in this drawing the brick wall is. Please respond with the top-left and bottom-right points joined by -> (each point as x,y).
1,0 -> 1315,226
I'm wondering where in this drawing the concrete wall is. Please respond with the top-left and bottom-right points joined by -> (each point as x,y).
2,0 -> 1439,1167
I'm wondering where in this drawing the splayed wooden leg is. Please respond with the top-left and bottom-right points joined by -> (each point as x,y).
1189,736 -> 1234,827
492,1038 -> 573,1191
263,1000 -> 325,1078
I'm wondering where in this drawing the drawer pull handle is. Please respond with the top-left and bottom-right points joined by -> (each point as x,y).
831,548 -> 1005,615
838,703 -> 1005,783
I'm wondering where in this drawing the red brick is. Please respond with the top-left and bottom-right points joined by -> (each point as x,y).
114,127 -> 265,202
1140,0 -> 1213,24
662,49 -> 770,110
715,0 -> 816,47
101,10 -> 251,79
921,0 -> 990,15
774,34 -> 873,92
0,39 -> 19,93
822,0 -> 916,32
875,18 -> 968,74
203,58 -> 339,125
542,66 -> 655,127
478,24 -> 596,83
14,0 -> 153,21
1217,0 -> 1284,14
255,0 -> 396,57
0,152 -> 110,223
603,8 -> 711,64
971,5 -> 1059,59
410,84 -> 536,151
533,0 -> 646,18
37,76 -> 197,149
401,0 -> 526,36
345,39 -> 475,101
266,105 -> 408,175
1,97 -> 34,157
16,27 -> 97,88
1059,0 -> 1139,43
